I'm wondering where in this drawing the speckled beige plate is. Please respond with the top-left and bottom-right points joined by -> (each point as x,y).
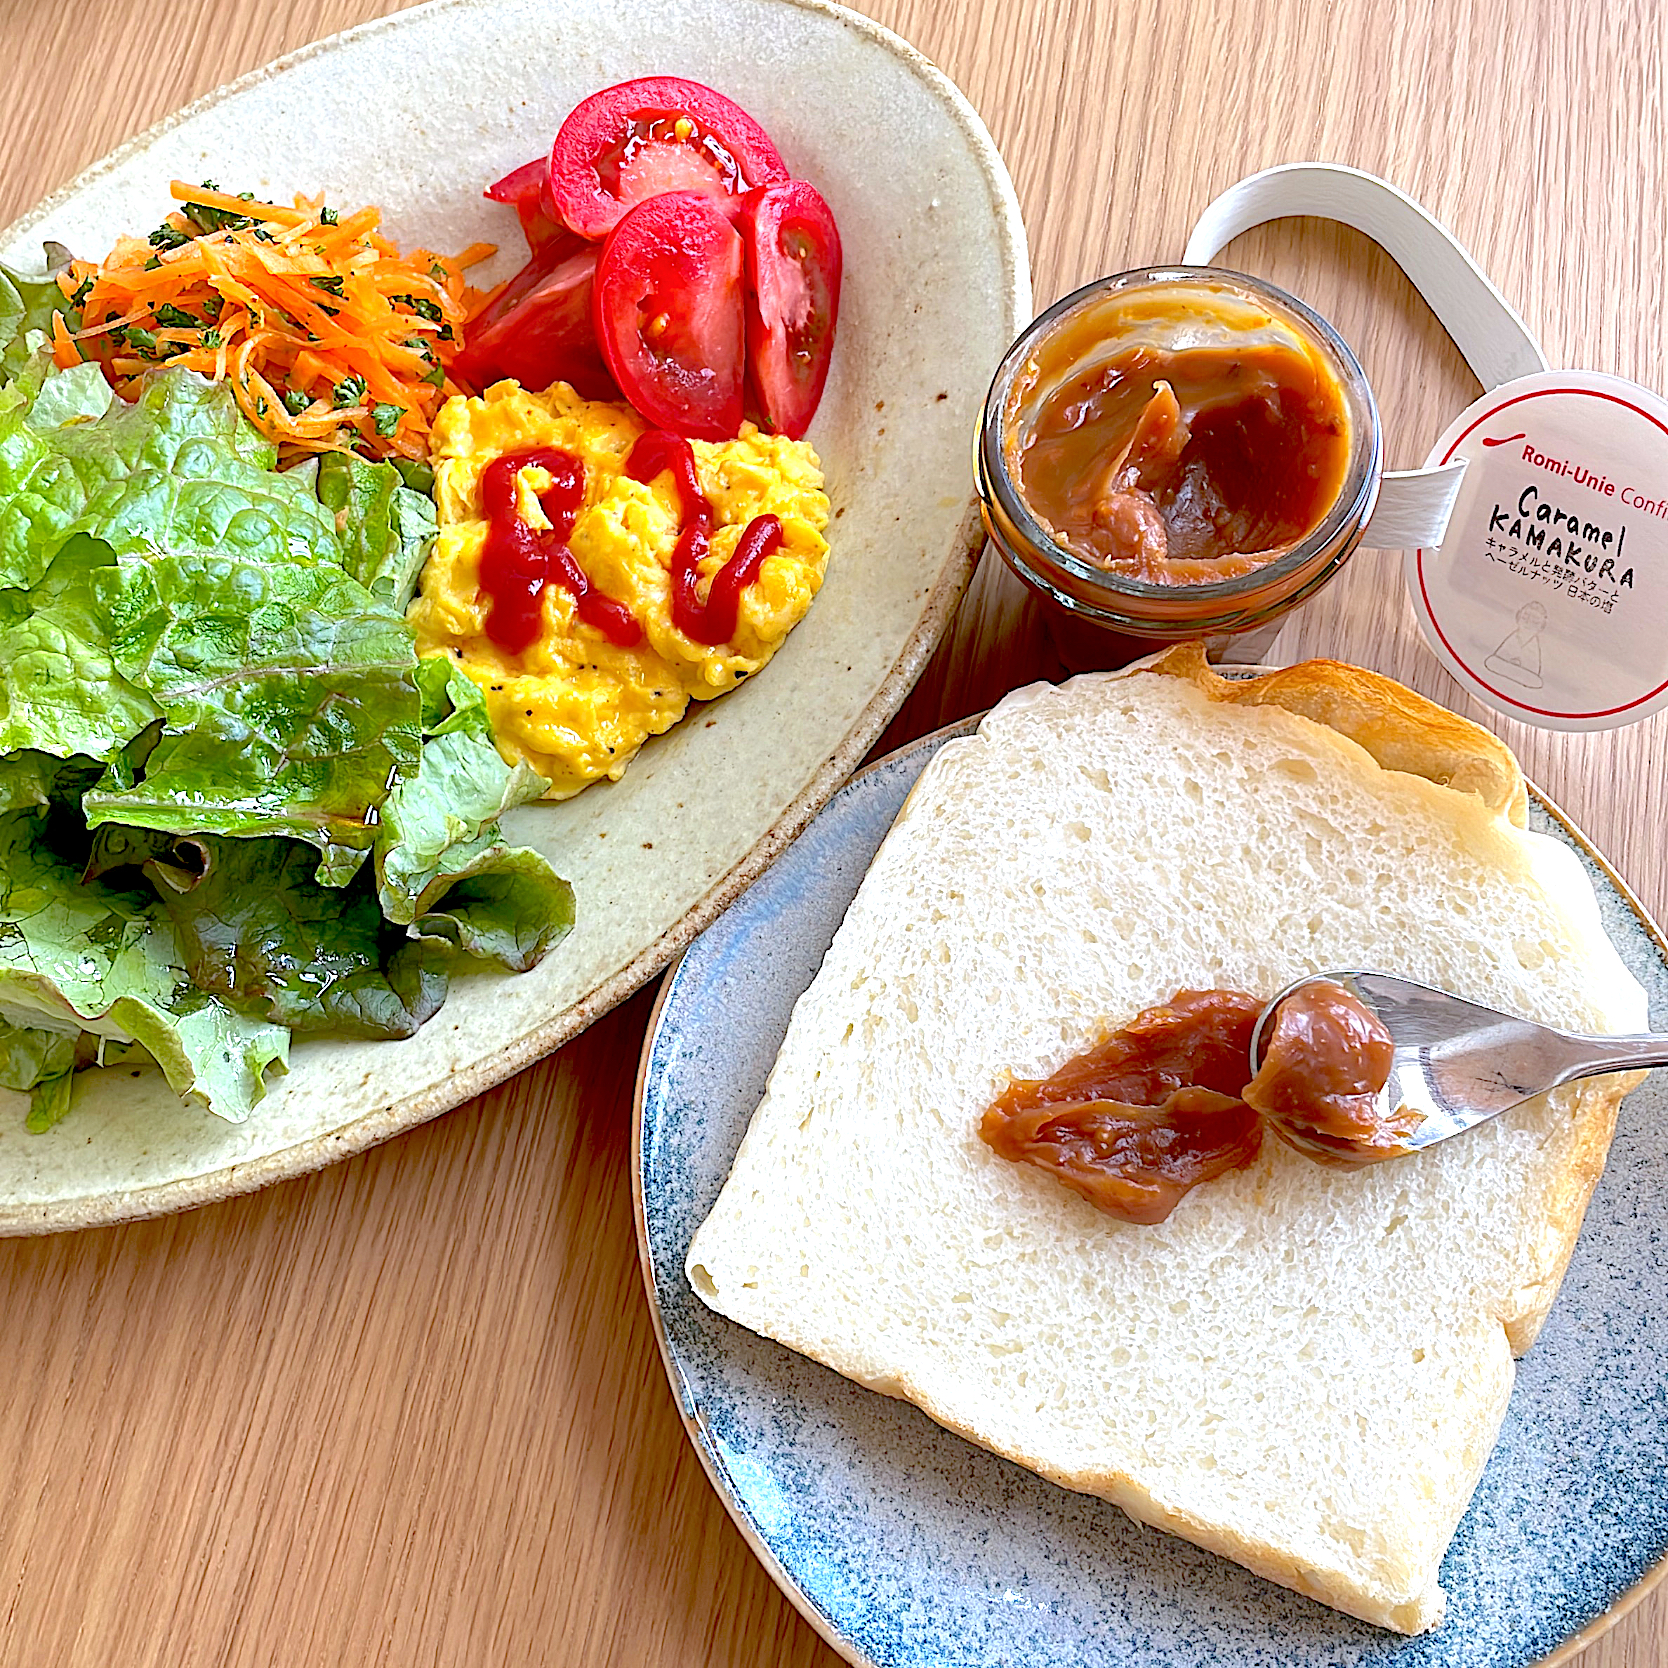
0,0 -> 1029,1233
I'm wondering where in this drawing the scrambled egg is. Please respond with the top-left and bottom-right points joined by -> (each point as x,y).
407,381 -> 831,797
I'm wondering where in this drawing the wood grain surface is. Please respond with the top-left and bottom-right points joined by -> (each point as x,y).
1,0 -> 1664,1663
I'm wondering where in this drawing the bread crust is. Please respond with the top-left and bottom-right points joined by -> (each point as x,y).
1140,643 -> 1530,826
1507,1070 -> 1642,1353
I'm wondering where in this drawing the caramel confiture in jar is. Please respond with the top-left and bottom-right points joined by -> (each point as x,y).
1012,338 -> 1350,583
977,269 -> 1382,648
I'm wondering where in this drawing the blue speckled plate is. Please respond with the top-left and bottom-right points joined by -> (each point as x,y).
632,715 -> 1668,1668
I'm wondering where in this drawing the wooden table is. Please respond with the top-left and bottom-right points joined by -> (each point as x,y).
1,0 -> 1663,1662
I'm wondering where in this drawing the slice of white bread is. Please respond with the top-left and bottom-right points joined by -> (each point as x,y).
686,647 -> 1648,1634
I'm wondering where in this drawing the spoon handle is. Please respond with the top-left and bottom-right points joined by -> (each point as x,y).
1553,1032 -> 1668,1084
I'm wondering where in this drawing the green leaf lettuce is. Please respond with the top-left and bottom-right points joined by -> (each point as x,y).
0,260 -> 75,384
0,807 -> 289,1121
0,351 -> 574,1128
83,546 -> 421,871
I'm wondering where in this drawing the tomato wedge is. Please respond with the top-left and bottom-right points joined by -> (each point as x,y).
738,180 -> 842,440
593,191 -> 746,440
549,77 -> 789,240
453,242 -> 617,401
485,155 -> 568,256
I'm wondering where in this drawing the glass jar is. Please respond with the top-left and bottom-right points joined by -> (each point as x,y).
976,267 -> 1382,669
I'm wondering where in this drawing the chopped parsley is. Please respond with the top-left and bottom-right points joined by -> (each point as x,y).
406,336 -> 447,387
394,294 -> 443,323
282,388 -> 312,416
372,403 -> 404,436
332,374 -> 367,409
179,187 -> 261,236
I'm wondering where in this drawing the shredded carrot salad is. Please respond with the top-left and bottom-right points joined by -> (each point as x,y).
55,182 -> 495,464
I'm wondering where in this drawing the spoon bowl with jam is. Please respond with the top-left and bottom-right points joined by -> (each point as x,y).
1251,970 -> 1668,1161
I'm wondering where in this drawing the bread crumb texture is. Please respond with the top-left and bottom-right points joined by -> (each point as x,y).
686,653 -> 1647,1635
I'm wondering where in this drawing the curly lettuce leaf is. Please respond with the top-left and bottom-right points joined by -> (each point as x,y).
0,353 -> 575,1127
0,262 -> 74,384
0,1017 -> 78,1130
0,352 -> 106,589
25,1067 -> 75,1134
0,350 -> 116,592
371,659 -> 573,964
0,753 -> 60,815
0,735 -> 150,821
0,1017 -> 77,1085
0,536 -> 163,764
0,808 -> 288,1120
374,658 -> 553,921
25,1068 -> 75,1133
80,547 -> 421,870
149,814 -> 571,1037
409,851 -> 576,972
26,357 -> 114,430
0,363 -> 338,591
0,747 -> 112,815
145,835 -> 450,1039
2,356 -> 425,600
293,450 -> 438,606
0,361 -> 429,871
121,999 -> 291,1124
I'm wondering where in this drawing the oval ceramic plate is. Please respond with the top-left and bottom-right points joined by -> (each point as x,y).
0,0 -> 1028,1231
634,716 -> 1668,1668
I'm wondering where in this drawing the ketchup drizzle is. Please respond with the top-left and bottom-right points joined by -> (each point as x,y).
624,430 -> 784,646
478,447 -> 642,653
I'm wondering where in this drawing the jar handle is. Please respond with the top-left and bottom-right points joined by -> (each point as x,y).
1182,162 -> 1549,549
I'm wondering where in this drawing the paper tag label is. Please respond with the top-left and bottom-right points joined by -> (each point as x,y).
1406,370 -> 1668,731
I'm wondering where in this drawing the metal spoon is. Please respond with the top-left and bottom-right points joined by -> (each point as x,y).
1249,971 -> 1666,1155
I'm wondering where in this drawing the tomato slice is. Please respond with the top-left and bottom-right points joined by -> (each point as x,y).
453,243 -> 618,401
738,180 -> 842,440
593,191 -> 746,441
549,77 -> 789,240
485,156 -> 568,256
485,156 -> 545,205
